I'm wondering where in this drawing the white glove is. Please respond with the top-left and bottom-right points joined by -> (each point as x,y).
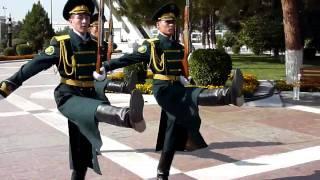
0,94 -> 4,100
93,67 -> 106,81
179,76 -> 190,86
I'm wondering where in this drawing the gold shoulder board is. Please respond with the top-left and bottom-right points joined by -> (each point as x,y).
54,35 -> 70,42
146,38 -> 159,43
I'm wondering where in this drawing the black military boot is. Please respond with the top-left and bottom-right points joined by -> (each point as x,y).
0,80 -> 18,98
71,169 -> 87,180
95,89 -> 146,132
197,69 -> 244,106
198,88 -> 230,106
157,151 -> 175,180
105,72 -> 137,93
230,68 -> 244,106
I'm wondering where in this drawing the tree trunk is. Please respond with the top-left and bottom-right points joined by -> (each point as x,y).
281,0 -> 303,84
201,18 -> 206,48
210,15 -> 216,49
201,16 -> 209,48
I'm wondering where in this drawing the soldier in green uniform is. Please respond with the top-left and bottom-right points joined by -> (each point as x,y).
0,0 -> 145,179
89,13 -> 134,93
103,3 -> 244,180
89,13 -> 118,50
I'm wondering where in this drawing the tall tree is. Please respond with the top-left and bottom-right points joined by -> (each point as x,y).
192,0 -> 225,48
281,0 -> 303,84
19,1 -> 54,52
302,0 -> 320,51
12,21 -> 23,39
239,1 -> 285,56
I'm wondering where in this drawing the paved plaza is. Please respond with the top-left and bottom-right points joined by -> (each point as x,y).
0,60 -> 320,180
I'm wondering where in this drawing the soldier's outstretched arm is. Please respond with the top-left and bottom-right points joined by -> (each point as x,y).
104,42 -> 150,71
0,44 -> 60,98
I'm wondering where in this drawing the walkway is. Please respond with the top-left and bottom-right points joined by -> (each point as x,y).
0,60 -> 320,179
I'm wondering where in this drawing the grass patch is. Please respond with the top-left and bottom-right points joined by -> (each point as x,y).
231,54 -> 320,80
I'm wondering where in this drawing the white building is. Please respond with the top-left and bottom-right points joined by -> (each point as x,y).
0,15 -> 6,44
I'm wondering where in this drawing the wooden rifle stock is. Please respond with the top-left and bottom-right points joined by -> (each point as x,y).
96,0 -> 105,73
107,0 -> 113,61
182,0 -> 190,78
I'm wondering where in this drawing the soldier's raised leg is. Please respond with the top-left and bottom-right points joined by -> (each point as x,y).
197,68 -> 244,106
95,89 -> 146,132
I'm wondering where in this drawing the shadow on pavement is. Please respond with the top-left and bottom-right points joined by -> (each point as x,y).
269,170 -> 320,180
206,141 -> 283,149
176,141 -> 282,165
281,91 -> 320,106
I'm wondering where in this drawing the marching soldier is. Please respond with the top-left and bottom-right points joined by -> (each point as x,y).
103,2 -> 244,180
89,13 -> 118,50
0,0 -> 145,179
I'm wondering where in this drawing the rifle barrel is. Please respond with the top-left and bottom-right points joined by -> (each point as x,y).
107,0 -> 113,61
181,1 -> 190,78
96,0 -> 105,73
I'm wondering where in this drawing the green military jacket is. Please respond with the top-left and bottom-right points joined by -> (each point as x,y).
3,30 -> 108,174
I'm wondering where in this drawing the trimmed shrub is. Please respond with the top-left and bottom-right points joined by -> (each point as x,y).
16,44 -> 33,55
3,47 -> 16,56
189,49 -> 232,86
123,62 -> 147,84
12,38 -> 27,52
232,44 -> 241,54
12,38 -> 27,47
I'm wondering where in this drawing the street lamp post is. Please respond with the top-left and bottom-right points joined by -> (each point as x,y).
50,0 -> 52,26
0,6 -> 7,46
7,14 -> 12,47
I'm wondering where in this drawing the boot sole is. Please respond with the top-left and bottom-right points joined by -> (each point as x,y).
231,69 -> 244,106
129,89 -> 146,132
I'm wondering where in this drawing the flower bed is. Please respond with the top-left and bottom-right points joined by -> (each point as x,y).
107,71 -> 259,96
0,54 -> 34,61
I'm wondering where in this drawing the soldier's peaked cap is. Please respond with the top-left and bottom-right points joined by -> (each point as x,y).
63,0 -> 95,20
90,13 -> 106,26
151,3 -> 180,22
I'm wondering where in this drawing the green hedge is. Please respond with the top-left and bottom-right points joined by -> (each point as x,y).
189,49 -> 232,86
16,44 -> 33,55
3,47 -> 16,56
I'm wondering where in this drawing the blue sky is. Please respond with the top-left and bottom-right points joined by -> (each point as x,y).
1,0 -> 66,27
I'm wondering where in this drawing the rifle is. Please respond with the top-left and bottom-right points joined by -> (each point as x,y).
181,0 -> 191,78
107,0 -> 114,61
96,0 -> 106,73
